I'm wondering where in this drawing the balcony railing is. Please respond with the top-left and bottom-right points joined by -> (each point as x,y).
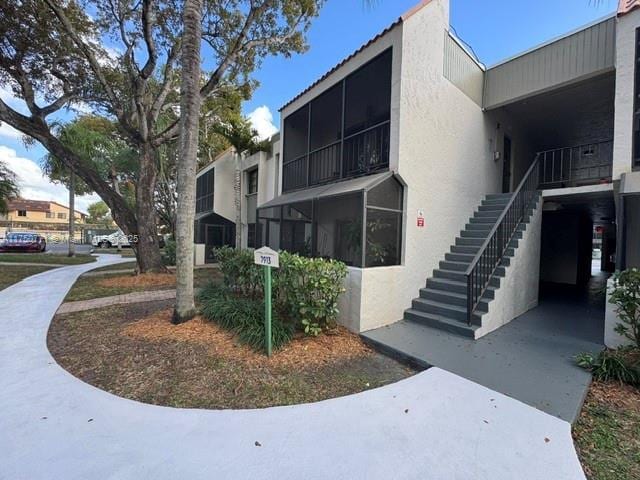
538,140 -> 613,189
282,121 -> 390,192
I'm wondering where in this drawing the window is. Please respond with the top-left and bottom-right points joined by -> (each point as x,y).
247,169 -> 258,195
196,169 -> 214,213
258,175 -> 403,268
17,210 -> 26,217
57,212 -> 66,219
316,194 -> 363,267
46,212 -> 54,219
282,49 -> 393,192
344,49 -> 392,137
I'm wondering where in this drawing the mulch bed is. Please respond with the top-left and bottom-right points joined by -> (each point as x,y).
97,273 -> 177,288
48,300 -> 416,409
573,380 -> 640,480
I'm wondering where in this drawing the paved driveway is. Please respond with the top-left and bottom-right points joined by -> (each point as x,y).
0,256 -> 585,480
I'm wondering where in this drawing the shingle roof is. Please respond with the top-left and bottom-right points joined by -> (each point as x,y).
618,0 -> 640,16
8,199 -> 51,213
278,18 -> 402,112
278,0 -> 435,113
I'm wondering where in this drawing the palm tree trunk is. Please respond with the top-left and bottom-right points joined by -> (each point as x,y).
234,152 -> 242,249
173,0 -> 203,324
68,171 -> 75,257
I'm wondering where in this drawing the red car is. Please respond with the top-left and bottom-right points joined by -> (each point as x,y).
0,232 -> 47,253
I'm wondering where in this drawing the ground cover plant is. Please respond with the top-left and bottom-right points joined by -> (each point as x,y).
205,247 -> 349,350
48,301 -> 416,409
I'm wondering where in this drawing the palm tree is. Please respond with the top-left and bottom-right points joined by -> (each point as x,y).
173,0 -> 203,324
213,117 -> 270,249
0,160 -> 19,214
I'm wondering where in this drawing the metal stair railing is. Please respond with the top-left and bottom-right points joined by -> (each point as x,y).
465,155 -> 541,325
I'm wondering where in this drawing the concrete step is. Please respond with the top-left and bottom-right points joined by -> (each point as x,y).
461,229 -> 490,239
469,216 -> 498,225
478,204 -> 507,212
485,193 -> 513,200
450,245 -> 481,254
474,210 -> 502,219
433,266 -> 506,283
465,223 -> 494,232
445,252 -> 475,263
482,197 -> 511,206
419,288 -> 490,312
455,237 -> 485,247
412,298 -> 484,324
426,277 -> 497,299
404,309 -> 478,338
439,260 -> 470,272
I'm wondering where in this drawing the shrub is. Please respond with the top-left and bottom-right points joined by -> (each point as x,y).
609,268 -> 640,348
198,283 -> 294,351
576,348 -> 640,385
163,239 -> 176,266
274,251 -> 348,332
214,246 -> 263,298
211,248 -> 349,334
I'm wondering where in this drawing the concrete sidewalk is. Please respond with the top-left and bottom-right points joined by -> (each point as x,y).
0,256 -> 586,480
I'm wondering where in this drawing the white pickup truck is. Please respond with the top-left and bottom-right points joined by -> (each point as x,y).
91,231 -> 132,248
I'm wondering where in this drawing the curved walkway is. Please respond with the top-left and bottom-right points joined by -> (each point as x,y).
0,255 -> 585,479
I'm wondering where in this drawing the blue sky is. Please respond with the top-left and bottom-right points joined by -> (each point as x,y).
0,0 -> 617,210
244,0 -> 616,123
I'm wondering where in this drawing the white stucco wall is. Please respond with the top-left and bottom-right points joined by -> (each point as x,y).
476,199 -> 542,338
211,150 -> 236,222
354,0 -> 504,332
613,10 -> 640,180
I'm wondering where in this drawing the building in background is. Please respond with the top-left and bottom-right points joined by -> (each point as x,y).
0,198 -> 87,242
194,134 -> 280,264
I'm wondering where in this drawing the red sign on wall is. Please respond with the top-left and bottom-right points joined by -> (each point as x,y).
417,217 -> 425,228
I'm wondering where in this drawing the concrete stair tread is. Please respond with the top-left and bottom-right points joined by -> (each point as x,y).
404,309 -> 478,338
412,297 -> 485,316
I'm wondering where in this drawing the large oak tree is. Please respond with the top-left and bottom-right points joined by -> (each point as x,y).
0,0 -> 321,272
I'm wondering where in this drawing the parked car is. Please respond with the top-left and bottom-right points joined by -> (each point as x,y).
91,231 -> 166,249
0,232 -> 47,253
92,230 -> 130,249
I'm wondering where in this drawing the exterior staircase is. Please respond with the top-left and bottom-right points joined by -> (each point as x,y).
402,192 -> 541,338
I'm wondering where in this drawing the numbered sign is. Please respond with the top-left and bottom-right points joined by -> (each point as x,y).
254,246 -> 280,268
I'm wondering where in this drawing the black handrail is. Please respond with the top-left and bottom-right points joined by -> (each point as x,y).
465,155 -> 541,325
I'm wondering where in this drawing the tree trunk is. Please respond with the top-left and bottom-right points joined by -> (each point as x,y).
173,0 -> 203,324
68,171 -> 75,257
135,144 -> 166,273
234,152 -> 242,249
0,112 -> 165,272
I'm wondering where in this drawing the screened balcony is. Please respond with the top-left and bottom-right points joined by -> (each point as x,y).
282,48 -> 392,193
257,172 -> 404,268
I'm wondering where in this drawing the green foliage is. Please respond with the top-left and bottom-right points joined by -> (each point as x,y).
163,239 -> 176,266
576,348 -> 640,386
212,247 -> 348,335
609,269 -> 640,348
198,283 -> 293,351
274,251 -> 348,332
0,160 -> 19,214
87,201 -> 112,226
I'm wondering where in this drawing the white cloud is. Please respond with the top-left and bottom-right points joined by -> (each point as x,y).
0,145 -> 100,213
247,105 -> 278,140
0,122 -> 23,140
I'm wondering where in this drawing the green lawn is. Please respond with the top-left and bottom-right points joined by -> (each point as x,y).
0,264 -> 55,291
574,381 -> 640,480
65,268 -> 221,302
0,253 -> 96,265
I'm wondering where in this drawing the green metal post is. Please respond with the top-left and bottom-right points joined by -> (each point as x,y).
264,265 -> 272,356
